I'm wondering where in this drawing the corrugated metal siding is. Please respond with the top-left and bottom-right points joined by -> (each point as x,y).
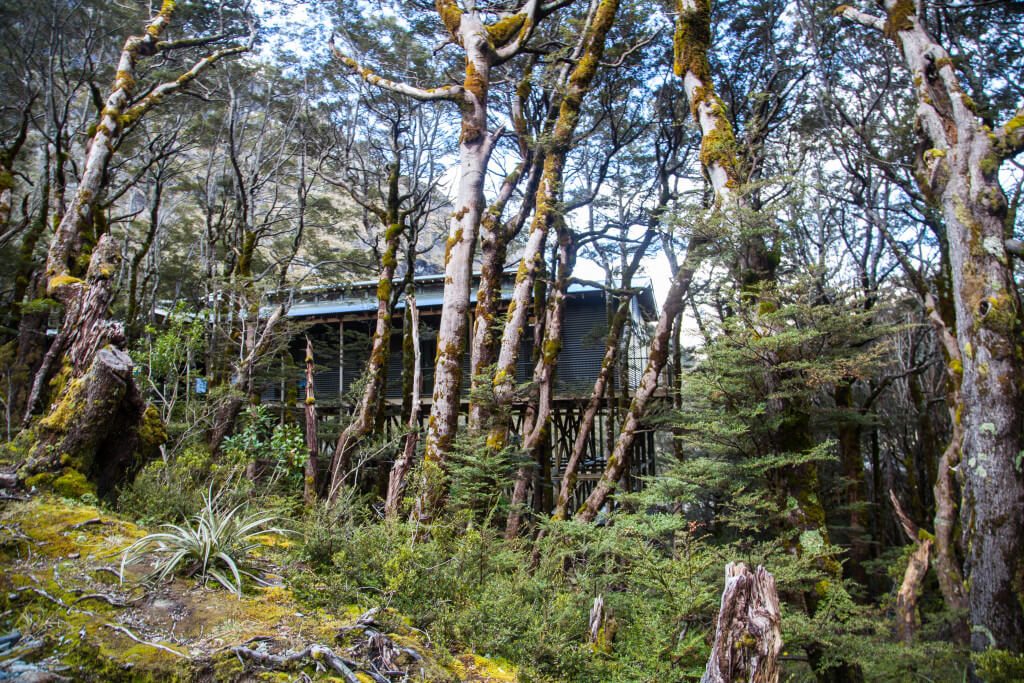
258,291 -> 648,404
555,297 -> 609,394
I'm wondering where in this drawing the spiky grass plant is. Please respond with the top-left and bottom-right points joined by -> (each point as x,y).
120,492 -> 286,597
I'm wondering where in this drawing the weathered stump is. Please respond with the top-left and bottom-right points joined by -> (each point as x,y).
18,346 -> 165,499
701,563 -> 782,683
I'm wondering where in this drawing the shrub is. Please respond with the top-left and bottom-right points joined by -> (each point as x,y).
120,491 -> 286,597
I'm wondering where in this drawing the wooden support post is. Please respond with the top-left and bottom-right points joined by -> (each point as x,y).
338,319 -> 345,397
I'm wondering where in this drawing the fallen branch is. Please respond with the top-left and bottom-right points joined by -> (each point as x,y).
102,623 -> 186,658
69,518 -> 105,530
231,644 -> 360,683
72,593 -> 128,608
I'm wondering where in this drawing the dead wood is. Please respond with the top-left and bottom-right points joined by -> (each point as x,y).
889,491 -> 932,644
701,563 -> 782,683
230,643 -> 360,682
19,346 -> 163,497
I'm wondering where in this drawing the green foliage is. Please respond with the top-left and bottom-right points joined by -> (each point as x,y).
974,649 -> 1024,682
446,431 -> 526,523
117,443 -> 215,523
131,303 -> 204,381
119,491 -> 286,597
289,508 -> 725,682
222,405 -> 306,486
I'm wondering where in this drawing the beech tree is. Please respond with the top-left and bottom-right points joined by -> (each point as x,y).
18,1 -> 255,493
839,0 -> 1024,654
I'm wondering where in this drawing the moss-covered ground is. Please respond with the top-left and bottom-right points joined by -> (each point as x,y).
0,495 -> 518,681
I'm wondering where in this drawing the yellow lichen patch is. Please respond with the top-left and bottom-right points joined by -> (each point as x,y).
486,14 -> 526,47
673,0 -> 711,81
46,273 -> 83,293
884,0 -> 915,40
453,653 -> 518,682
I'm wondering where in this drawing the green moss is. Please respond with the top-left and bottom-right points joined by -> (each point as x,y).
974,649 -> 1024,682
980,153 -> 1001,176
384,221 -> 403,242
673,0 -> 711,82
39,377 -> 84,433
884,0 -> 914,40
436,0 -> 462,37
114,69 -> 136,93
486,14 -> 526,46
699,120 -> 739,177
138,405 -> 168,450
24,471 -> 56,490
47,273 -> 83,293
977,292 -> 1018,336
444,227 -> 464,265
52,468 -> 96,499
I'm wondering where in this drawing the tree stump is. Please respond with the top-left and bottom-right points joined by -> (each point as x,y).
19,346 -> 165,499
701,563 -> 782,683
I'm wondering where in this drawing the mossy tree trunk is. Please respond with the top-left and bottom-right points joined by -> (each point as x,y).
326,122 -> 407,501
26,1 -> 252,481
336,0 -> 559,520
552,184 -> 662,520
18,346 -> 165,499
407,0 -> 549,523
506,221 -> 576,537
386,295 -> 422,518
576,0 -> 737,521
303,337 -> 319,507
487,0 -> 622,459
841,0 -> 1024,653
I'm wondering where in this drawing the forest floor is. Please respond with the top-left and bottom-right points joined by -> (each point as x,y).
0,494 -> 518,682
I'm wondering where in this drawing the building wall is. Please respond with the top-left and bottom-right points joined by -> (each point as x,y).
261,290 -> 651,404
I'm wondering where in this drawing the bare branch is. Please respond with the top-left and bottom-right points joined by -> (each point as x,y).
329,36 -> 464,102
835,5 -> 886,31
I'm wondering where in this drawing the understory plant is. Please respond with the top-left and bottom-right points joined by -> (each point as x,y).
120,491 -> 286,596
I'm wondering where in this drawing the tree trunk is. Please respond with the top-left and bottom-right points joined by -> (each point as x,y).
24,233 -> 124,421
414,9 -> 501,523
833,381 -> 870,585
413,0 -> 548,522
303,337 -> 319,506
552,297 -> 630,520
18,346 -> 165,499
896,539 -> 932,645
387,295 -> 421,518
890,491 -> 932,645
506,223 -> 575,537
575,243 -> 704,520
488,0 -> 621,458
328,178 -> 404,501
840,2 -> 1024,652
701,563 -> 782,683
553,205 -> 659,520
